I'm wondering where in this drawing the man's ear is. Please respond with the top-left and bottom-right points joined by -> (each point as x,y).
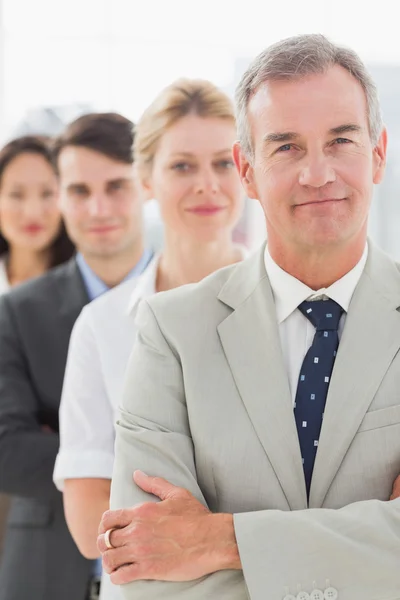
372,127 -> 388,185
232,142 -> 258,199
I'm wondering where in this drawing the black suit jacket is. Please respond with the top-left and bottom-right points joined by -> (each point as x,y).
0,258 -> 94,600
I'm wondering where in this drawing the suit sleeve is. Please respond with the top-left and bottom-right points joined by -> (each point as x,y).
234,499 -> 400,599
0,295 -> 60,502
110,299 -> 247,599
112,299 -> 400,600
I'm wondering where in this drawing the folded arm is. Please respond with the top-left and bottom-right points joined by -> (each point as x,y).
107,299 -> 400,600
234,497 -> 400,599
0,295 -> 60,502
108,299 -> 247,599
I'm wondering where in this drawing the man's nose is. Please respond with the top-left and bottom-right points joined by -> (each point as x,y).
299,152 -> 336,188
87,195 -> 112,217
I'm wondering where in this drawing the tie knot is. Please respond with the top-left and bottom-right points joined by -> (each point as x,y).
299,298 -> 343,331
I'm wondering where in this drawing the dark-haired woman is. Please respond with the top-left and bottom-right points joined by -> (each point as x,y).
0,135 -> 74,293
0,135 -> 74,558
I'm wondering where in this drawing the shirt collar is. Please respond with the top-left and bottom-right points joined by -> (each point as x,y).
76,248 -> 154,302
264,244 -> 369,324
76,253 -> 108,301
126,245 -> 250,317
127,255 -> 159,317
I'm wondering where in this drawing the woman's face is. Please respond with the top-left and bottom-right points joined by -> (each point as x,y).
144,114 -> 244,243
0,152 -> 62,253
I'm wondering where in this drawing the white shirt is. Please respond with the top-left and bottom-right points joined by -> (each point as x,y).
264,245 -> 368,403
54,257 -> 159,600
0,257 -> 10,295
54,249 -> 247,600
54,257 -> 159,491
54,247 -> 249,490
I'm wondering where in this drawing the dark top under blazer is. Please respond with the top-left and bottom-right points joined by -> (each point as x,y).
0,258 -> 93,600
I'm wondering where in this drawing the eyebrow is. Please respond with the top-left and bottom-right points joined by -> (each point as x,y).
262,132 -> 299,146
66,178 -> 131,193
263,123 -> 363,147
66,183 -> 88,194
170,149 -> 233,158
213,148 -> 234,156
105,177 -> 131,187
328,123 -> 363,135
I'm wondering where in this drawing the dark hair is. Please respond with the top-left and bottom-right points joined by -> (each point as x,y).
52,112 -> 135,169
0,135 -> 75,266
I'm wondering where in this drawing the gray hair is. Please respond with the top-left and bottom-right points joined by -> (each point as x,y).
235,34 -> 383,161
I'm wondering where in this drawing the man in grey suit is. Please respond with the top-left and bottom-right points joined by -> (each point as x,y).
98,35 -> 400,600
0,113 -> 152,600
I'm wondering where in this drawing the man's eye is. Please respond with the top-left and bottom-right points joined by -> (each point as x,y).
334,138 -> 352,145
109,182 -> 124,192
72,188 -> 88,197
9,192 -> 23,200
276,144 -> 294,153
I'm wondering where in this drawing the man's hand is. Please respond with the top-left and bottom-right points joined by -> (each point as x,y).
390,474 -> 400,500
97,470 -> 241,585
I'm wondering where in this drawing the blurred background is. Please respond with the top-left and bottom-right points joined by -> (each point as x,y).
1,0 -> 399,255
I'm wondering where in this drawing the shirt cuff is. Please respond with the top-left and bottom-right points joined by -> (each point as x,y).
53,450 -> 114,491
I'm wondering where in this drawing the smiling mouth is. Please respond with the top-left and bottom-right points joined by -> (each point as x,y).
88,225 -> 120,233
296,198 -> 345,207
24,225 -> 44,234
186,206 -> 227,215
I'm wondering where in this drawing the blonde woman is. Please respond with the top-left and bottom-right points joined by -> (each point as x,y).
54,79 -> 246,599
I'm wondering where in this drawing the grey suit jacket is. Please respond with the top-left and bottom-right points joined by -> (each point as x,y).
0,258 -> 94,600
110,242 -> 400,600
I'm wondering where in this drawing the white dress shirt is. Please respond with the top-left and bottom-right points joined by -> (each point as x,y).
55,257 -> 159,600
54,257 -> 159,491
0,257 -> 10,295
264,244 -> 368,403
54,247 -> 248,490
54,249 -> 247,600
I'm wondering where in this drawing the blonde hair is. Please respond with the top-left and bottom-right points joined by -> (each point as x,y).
134,78 -> 236,176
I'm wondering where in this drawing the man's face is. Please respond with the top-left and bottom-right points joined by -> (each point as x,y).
58,146 -> 143,259
234,66 -> 387,255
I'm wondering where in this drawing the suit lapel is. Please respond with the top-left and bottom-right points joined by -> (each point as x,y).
217,248 -> 308,510
57,257 -> 89,328
310,244 -> 400,507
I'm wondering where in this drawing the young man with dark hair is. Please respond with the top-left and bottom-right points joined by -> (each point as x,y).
0,113 -> 152,600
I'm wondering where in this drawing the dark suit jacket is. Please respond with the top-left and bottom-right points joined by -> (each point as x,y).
0,258 -> 94,600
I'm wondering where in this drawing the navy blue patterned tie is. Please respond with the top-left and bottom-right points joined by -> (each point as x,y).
294,299 -> 343,498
